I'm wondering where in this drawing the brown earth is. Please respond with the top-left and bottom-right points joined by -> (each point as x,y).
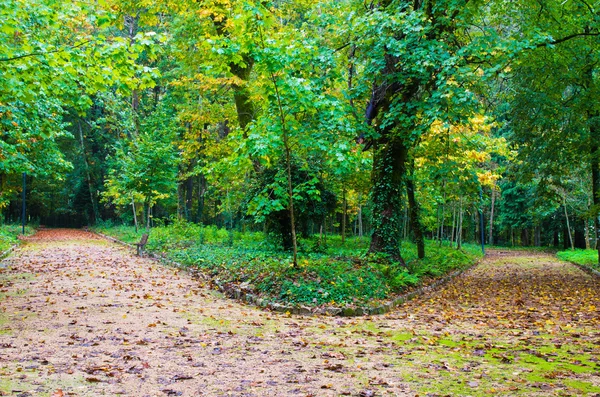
0,229 -> 599,397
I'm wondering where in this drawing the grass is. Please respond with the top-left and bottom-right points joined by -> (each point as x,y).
94,220 -> 482,307
0,224 -> 34,252
556,249 -> 599,270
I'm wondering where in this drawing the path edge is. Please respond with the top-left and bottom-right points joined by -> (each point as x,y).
566,260 -> 600,278
0,244 -> 18,261
92,230 -> 483,317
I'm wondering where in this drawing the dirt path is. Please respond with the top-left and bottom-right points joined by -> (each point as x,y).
1,230 -> 599,396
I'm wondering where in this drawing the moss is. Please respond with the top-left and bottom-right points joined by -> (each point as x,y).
390,332 -> 414,343
563,379 -> 600,393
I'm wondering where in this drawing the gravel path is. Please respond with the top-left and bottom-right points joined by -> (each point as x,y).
0,230 -> 599,396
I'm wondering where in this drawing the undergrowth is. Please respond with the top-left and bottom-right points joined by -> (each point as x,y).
95,220 -> 482,306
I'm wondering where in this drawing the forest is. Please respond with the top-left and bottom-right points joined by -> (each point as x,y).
2,0 -> 600,270
2,1 -> 600,395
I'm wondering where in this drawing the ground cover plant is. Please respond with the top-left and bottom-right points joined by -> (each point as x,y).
95,221 -> 482,306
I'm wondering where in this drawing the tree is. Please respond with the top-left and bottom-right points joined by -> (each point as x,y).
350,0 -> 489,262
103,111 -> 180,230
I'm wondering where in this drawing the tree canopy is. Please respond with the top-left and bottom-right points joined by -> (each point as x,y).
2,0 -> 599,262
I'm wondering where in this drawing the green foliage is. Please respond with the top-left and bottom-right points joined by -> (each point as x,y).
96,222 -> 481,306
247,157 -> 337,250
0,0 -> 161,216
103,110 -> 180,216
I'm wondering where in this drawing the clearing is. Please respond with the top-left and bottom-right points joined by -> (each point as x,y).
0,229 -> 599,396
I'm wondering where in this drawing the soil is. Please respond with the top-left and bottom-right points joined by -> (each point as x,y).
0,229 -> 599,396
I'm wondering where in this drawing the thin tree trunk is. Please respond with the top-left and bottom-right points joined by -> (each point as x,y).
590,113 -> 600,262
78,121 -> 99,224
185,175 -> 193,222
125,14 -> 140,135
457,198 -> 463,249
132,197 -> 138,233
439,197 -> 446,247
341,187 -> 347,244
145,202 -> 150,232
403,206 -> 408,240
450,204 -> 456,246
564,196 -> 574,250
319,224 -> 323,245
358,202 -> 363,238
406,160 -> 425,258
489,186 -> 496,246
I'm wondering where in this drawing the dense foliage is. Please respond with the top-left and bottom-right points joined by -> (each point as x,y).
95,221 -> 481,305
2,0 -> 599,267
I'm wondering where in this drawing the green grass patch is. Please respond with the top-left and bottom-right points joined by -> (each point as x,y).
95,220 -> 482,307
557,249 -> 599,270
0,224 -> 34,252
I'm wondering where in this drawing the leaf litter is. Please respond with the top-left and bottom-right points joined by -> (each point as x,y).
0,230 -> 598,396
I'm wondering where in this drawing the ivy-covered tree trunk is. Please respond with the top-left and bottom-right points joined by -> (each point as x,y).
369,138 -> 408,265
212,19 -> 256,140
230,62 -> 256,134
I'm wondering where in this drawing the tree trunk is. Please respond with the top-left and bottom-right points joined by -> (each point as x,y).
403,206 -> 408,240
368,139 -> 408,264
319,224 -> 323,246
132,197 -> 138,233
341,187 -> 347,244
574,221 -> 586,249
177,181 -> 184,219
406,161 -> 425,259
489,186 -> 496,246
439,197 -> 446,246
78,121 -> 99,224
185,176 -> 193,222
590,114 -> 600,263
125,14 -> 140,135
450,204 -> 456,246
585,219 -> 590,249
145,201 -> 150,232
358,200 -> 363,238
456,197 -> 463,249
564,197 -> 574,250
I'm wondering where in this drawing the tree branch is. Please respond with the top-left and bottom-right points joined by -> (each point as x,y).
0,40 -> 92,63
538,31 -> 600,47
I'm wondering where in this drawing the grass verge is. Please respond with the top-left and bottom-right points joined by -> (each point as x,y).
557,249 -> 599,270
0,224 -> 34,253
95,221 -> 482,307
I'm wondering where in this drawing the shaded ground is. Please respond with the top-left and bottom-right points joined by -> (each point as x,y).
0,229 -> 599,396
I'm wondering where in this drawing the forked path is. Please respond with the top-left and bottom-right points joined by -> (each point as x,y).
0,230 -> 599,396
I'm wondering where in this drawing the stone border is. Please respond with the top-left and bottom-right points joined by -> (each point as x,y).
92,230 -> 484,317
567,260 -> 600,278
0,244 -> 18,261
